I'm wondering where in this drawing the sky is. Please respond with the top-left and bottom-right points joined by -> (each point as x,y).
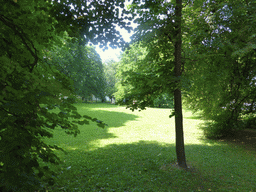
95,0 -> 137,63
95,25 -> 134,63
68,0 -> 135,63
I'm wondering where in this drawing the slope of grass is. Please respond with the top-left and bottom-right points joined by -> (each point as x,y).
44,103 -> 256,192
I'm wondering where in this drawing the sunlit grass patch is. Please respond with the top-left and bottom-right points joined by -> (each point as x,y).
44,103 -> 256,191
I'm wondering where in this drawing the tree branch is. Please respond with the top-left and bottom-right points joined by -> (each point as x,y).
0,14 -> 38,72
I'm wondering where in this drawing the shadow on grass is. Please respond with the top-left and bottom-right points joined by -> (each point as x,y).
205,129 -> 256,152
48,107 -> 140,151
47,141 -> 256,192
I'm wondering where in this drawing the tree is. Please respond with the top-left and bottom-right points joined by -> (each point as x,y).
0,2 -> 80,190
114,42 -> 158,109
0,0 -> 131,191
183,0 -> 256,138
115,0 -> 187,168
173,0 -> 187,168
49,37 -> 106,102
103,60 -> 118,103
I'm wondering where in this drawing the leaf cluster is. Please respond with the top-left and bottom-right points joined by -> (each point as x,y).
50,0 -> 134,48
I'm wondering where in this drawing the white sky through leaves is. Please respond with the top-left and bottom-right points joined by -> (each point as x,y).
95,26 -> 133,62
95,0 -> 137,63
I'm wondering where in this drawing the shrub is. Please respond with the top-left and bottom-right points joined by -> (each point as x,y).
202,112 -> 245,139
241,115 -> 256,130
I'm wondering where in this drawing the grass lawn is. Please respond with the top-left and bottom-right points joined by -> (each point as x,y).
44,103 -> 256,192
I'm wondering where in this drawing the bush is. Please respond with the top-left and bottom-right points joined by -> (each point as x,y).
202,121 -> 232,139
202,112 -> 245,139
241,115 -> 256,130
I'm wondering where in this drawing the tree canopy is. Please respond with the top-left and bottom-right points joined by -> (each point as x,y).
0,0 -> 131,191
183,0 -> 256,138
48,36 -> 106,101
1,0 -> 256,190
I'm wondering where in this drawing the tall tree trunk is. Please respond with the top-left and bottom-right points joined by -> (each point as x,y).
174,0 -> 187,169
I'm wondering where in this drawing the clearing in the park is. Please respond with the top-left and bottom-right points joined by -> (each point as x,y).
44,103 -> 256,192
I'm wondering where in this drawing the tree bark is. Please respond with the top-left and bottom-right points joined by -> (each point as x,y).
174,0 -> 187,169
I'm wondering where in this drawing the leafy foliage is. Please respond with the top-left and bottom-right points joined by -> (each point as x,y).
115,40 -> 176,111
183,0 -> 256,138
0,0 -> 127,191
47,36 -> 106,102
103,60 -> 118,102
50,0 -> 133,48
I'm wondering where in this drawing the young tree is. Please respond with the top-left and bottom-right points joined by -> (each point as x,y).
116,0 -> 187,168
173,0 -> 187,168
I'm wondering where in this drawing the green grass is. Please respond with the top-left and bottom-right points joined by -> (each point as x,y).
44,103 -> 256,192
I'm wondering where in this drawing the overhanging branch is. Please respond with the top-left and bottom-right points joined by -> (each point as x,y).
0,14 -> 38,72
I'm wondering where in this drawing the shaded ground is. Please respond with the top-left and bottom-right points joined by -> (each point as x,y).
47,141 -> 256,191
220,129 -> 256,151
